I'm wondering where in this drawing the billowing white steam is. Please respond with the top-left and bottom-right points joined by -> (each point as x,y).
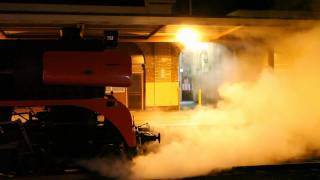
130,26 -> 320,179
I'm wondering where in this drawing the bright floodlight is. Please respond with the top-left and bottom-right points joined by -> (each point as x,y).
176,28 -> 200,47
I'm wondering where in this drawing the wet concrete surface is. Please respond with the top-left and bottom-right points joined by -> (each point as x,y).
8,161 -> 320,180
187,162 -> 320,180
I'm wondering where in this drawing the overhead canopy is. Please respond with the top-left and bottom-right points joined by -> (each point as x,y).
0,0 -> 319,42
0,14 -> 317,42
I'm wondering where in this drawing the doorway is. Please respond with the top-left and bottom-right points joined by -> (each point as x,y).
179,42 -> 234,108
179,49 -> 195,109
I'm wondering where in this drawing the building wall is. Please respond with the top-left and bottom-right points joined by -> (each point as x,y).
137,42 -> 180,109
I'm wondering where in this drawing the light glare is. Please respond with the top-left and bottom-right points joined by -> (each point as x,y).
176,28 -> 200,48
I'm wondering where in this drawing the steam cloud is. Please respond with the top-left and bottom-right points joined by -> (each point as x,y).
81,26 -> 320,179
130,26 -> 320,179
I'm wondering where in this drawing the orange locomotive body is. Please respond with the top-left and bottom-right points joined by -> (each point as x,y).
0,32 -> 159,175
43,51 -> 132,87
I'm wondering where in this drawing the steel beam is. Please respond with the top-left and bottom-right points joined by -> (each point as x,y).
0,14 -> 318,27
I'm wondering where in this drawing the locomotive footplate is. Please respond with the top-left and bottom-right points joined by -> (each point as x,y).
136,123 -> 161,145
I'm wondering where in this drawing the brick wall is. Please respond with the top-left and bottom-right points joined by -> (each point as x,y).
137,42 -> 180,109
137,43 -> 155,82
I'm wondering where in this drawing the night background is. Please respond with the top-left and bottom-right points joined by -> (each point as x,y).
0,0 -> 316,15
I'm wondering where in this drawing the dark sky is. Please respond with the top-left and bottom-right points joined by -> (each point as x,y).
0,0 -> 314,16
0,0 -> 311,9
0,0 -> 145,6
175,0 -> 314,16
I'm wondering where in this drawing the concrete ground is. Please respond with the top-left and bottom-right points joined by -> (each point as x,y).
131,109 -> 196,126
12,162 -> 320,180
12,109 -> 320,179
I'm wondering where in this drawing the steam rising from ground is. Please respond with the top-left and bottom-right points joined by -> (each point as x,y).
130,26 -> 320,179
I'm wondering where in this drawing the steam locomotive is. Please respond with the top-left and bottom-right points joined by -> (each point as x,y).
0,28 -> 159,175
